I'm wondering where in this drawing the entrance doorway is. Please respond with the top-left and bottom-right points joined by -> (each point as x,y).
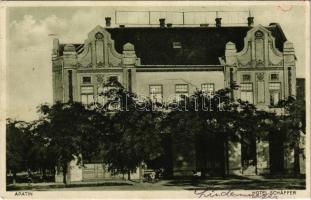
196,134 -> 225,177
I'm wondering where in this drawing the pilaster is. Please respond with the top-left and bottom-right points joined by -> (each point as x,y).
225,42 -> 238,100
283,41 -> 296,97
63,44 -> 78,102
122,43 -> 137,92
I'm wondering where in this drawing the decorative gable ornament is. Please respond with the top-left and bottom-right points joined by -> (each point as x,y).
95,32 -> 104,40
256,72 -> 265,81
77,26 -> 122,68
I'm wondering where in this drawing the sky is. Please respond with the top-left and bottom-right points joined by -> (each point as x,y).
5,4 -> 308,121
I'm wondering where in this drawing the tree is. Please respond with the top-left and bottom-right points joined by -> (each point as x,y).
37,102 -> 104,184
162,88 -> 239,177
278,96 -> 306,175
235,96 -> 305,175
6,119 -> 31,184
7,118 -> 61,184
99,79 -> 164,180
30,119 -> 58,179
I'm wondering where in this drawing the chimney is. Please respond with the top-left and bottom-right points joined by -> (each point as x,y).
159,18 -> 165,28
215,18 -> 222,28
247,11 -> 254,27
247,17 -> 254,27
167,23 -> 172,28
105,17 -> 111,27
52,38 -> 59,56
53,38 -> 59,50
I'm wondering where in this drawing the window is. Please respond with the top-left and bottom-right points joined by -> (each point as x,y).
242,74 -> 251,82
82,76 -> 91,84
270,73 -> 279,81
240,83 -> 253,91
255,30 -> 264,38
269,82 -> 281,90
108,76 -> 118,82
175,84 -> 189,101
81,86 -> 93,94
201,83 -> 215,96
149,85 -> 163,103
173,42 -> 182,49
81,86 -> 94,105
95,32 -> 104,40
269,82 -> 281,106
240,83 -> 253,103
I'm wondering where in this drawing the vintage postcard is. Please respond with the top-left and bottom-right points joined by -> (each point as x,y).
0,1 -> 310,199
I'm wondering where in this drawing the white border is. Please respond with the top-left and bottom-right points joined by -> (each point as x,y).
0,1 -> 310,199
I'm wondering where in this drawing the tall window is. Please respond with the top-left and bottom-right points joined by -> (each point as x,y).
240,83 -> 253,103
175,84 -> 189,101
82,76 -> 92,84
201,83 -> 215,96
269,82 -> 281,106
270,73 -> 279,81
108,76 -> 118,82
81,86 -> 94,104
242,74 -> 251,82
149,85 -> 163,103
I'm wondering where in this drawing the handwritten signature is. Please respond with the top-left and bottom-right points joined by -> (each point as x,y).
194,189 -> 279,199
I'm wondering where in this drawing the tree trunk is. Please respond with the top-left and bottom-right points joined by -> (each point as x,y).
127,170 -> 131,180
139,163 -> 142,182
12,171 -> 16,185
293,138 -> 300,176
62,164 -> 68,185
52,168 -> 56,178
225,136 -> 229,176
254,138 -> 258,175
39,168 -> 43,180
43,169 -> 47,180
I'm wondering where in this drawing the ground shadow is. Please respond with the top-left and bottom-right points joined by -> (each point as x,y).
7,182 -> 133,191
163,175 -> 306,190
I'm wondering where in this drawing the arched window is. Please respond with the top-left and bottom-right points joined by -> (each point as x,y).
95,32 -> 104,65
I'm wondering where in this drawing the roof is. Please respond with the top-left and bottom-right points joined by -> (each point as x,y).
59,44 -> 84,55
60,25 -> 287,65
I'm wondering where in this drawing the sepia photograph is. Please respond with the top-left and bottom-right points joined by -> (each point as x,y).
0,1 -> 310,199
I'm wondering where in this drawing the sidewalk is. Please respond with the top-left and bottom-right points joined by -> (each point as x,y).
6,176 -> 306,191
7,180 -> 135,191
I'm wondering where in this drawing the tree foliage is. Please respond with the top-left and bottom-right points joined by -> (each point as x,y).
36,102 -> 105,184
99,79 -> 164,180
6,119 -> 32,181
6,82 -> 306,183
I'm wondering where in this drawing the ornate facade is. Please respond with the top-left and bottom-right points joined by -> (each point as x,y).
52,24 -> 295,110
52,18 -> 298,181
